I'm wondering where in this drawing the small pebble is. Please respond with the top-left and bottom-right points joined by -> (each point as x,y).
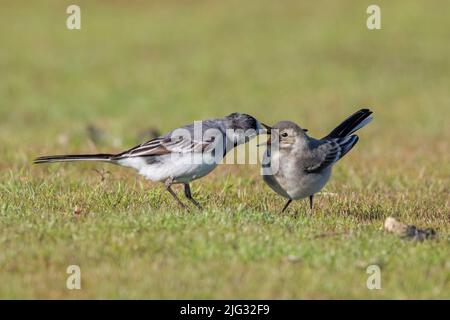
384,216 -> 437,241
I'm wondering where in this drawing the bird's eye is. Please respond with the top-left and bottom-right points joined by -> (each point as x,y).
281,132 -> 288,138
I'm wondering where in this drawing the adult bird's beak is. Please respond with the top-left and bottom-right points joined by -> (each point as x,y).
261,123 -> 272,133
257,124 -> 272,147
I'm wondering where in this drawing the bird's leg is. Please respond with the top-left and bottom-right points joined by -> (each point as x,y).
164,178 -> 187,209
281,199 -> 292,213
309,195 -> 314,211
184,183 -> 202,210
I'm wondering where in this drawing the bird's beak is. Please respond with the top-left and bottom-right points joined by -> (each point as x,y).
261,123 -> 272,133
257,123 -> 272,147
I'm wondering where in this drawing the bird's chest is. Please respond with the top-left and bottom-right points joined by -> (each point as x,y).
263,149 -> 298,196
265,148 -> 330,200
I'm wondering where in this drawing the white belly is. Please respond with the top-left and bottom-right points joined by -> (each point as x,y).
118,153 -> 218,183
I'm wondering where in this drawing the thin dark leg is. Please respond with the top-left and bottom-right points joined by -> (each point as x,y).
281,199 -> 292,213
164,178 -> 186,209
184,183 -> 202,209
309,195 -> 314,210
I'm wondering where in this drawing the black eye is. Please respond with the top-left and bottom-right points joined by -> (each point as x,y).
281,132 -> 288,138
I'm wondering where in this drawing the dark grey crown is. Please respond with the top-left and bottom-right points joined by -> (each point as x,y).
225,112 -> 259,131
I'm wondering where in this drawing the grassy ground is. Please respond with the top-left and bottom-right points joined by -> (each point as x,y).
1,0 -> 449,299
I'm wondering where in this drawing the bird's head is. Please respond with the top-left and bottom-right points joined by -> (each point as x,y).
266,121 -> 308,149
224,113 -> 270,146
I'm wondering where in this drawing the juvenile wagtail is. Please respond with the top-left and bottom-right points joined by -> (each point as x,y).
261,109 -> 373,212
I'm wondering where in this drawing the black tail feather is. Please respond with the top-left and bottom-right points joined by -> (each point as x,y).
338,135 -> 359,159
33,153 -> 114,164
323,108 -> 373,140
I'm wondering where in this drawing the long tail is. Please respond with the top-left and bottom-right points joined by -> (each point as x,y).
33,153 -> 115,164
323,108 -> 373,140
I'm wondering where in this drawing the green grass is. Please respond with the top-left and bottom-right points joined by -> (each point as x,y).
0,0 -> 449,299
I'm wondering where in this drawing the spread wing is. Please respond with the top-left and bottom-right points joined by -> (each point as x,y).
305,135 -> 359,173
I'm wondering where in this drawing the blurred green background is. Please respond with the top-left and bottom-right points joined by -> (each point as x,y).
0,0 -> 448,299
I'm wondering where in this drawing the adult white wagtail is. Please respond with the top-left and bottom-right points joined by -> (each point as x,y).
34,113 -> 269,209
261,109 -> 373,212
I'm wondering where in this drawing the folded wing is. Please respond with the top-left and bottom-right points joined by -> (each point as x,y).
305,135 -> 359,173
112,136 -> 216,160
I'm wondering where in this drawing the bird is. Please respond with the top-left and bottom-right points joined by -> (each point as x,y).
34,113 -> 270,209
261,108 -> 373,213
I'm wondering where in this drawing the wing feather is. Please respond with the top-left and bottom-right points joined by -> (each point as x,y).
305,135 -> 358,173
112,136 -> 216,160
